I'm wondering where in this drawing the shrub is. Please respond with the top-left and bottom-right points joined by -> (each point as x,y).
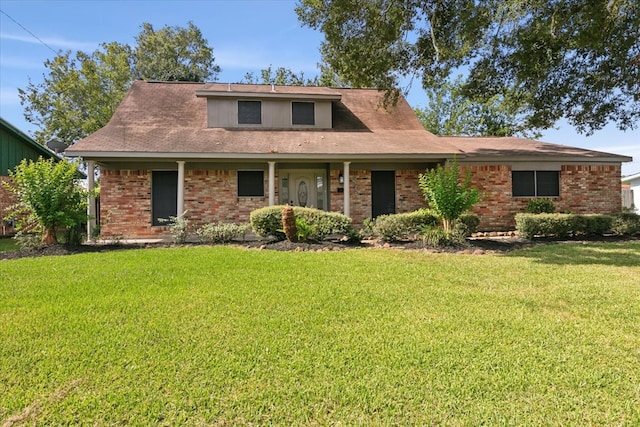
250,205 -> 355,241
159,213 -> 189,244
421,225 -> 466,247
525,198 -> 556,214
455,213 -> 480,237
515,213 -> 613,239
196,223 -> 250,243
610,213 -> 640,236
372,209 -> 439,242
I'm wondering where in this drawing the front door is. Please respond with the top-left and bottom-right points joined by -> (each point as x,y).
371,170 -> 396,218
290,174 -> 316,208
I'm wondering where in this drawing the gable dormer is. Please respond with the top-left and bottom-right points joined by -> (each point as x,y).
195,85 -> 341,129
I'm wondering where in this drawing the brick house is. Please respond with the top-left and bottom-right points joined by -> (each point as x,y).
1,117 -> 60,236
65,81 -> 631,239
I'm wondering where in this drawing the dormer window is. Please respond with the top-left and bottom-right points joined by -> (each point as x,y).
292,102 -> 315,126
238,100 -> 261,124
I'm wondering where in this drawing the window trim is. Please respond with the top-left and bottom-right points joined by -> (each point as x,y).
237,100 -> 262,125
237,170 -> 265,197
291,101 -> 315,126
512,170 -> 560,197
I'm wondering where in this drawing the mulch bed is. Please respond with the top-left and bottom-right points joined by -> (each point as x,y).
2,234 -> 636,261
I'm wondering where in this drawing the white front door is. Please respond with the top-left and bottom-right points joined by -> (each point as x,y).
290,174 -> 316,208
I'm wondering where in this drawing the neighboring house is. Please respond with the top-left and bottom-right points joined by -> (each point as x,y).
65,81 -> 632,239
0,117 -> 60,236
622,172 -> 640,213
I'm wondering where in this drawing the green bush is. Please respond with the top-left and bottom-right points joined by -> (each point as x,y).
196,223 -> 250,243
455,213 -> 480,237
610,213 -> 640,236
421,225 -> 467,247
372,209 -> 439,242
250,205 -> 355,241
515,213 -> 613,239
525,198 -> 556,214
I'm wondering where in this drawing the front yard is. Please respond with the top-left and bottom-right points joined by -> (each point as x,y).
1,243 -> 639,425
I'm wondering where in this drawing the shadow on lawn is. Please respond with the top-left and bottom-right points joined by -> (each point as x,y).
507,239 -> 640,267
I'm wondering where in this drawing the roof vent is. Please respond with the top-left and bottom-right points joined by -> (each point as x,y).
271,84 -> 275,92
227,83 -> 231,92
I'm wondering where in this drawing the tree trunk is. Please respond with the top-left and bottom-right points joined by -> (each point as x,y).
43,228 -> 58,245
282,205 -> 297,243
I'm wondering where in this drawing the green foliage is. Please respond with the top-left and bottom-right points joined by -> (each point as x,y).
371,209 -> 439,242
610,212 -> 640,236
421,225 -> 467,247
418,159 -> 480,233
133,22 -> 220,82
295,218 -> 316,242
415,75 -> 542,138
242,64 -> 347,88
20,22 -> 219,145
525,198 -> 556,214
4,158 -> 88,245
297,0 -> 640,134
159,213 -> 189,244
196,222 -> 250,243
515,213 -> 613,239
455,213 -> 480,237
250,205 -> 355,241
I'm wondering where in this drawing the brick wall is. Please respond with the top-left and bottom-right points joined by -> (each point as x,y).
100,164 -> 623,238
0,176 -> 16,236
464,164 -> 623,231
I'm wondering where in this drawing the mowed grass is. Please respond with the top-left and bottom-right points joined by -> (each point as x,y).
1,243 -> 639,425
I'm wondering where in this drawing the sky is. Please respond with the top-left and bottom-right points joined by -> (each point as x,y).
1,0 -> 638,175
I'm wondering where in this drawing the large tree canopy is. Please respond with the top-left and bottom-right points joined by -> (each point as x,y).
297,0 -> 640,134
19,22 -> 219,145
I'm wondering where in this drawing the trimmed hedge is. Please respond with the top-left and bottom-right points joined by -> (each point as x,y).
515,213 -> 613,239
610,213 -> 640,236
250,205 -> 356,241
196,223 -> 250,243
372,209 -> 439,242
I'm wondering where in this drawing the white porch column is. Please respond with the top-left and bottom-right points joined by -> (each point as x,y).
86,161 -> 96,242
177,161 -> 185,216
268,161 -> 276,206
343,161 -> 351,217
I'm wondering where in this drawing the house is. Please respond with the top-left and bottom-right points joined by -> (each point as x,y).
65,81 -> 632,239
622,172 -> 640,213
0,117 -> 60,236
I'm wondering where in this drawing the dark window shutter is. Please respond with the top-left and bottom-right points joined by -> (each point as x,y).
512,171 -> 535,197
238,171 -> 264,196
238,101 -> 261,124
292,102 -> 315,125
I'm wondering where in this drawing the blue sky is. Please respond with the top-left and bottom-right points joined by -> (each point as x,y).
1,0 -> 638,175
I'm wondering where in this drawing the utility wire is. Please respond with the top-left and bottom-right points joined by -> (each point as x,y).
0,8 -> 58,54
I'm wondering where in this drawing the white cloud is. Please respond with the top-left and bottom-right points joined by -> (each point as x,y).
0,32 -> 98,51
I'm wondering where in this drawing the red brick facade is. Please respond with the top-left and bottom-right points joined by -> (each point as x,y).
464,164 -> 623,230
0,176 -> 17,236
98,164 -> 622,238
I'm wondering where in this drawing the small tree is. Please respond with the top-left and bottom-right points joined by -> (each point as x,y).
418,159 -> 479,233
4,158 -> 88,245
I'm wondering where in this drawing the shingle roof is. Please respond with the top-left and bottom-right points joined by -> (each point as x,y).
66,81 -> 632,164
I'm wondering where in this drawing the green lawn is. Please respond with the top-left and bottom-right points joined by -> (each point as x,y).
1,243 -> 639,425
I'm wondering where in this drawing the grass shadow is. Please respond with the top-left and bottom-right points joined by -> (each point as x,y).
507,240 -> 640,267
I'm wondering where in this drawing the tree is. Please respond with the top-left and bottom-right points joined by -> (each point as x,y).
297,0 -> 640,134
418,159 -> 479,233
133,22 -> 220,82
242,64 -> 346,87
19,42 -> 132,145
415,76 -> 543,139
4,158 -> 88,245
19,22 -> 220,145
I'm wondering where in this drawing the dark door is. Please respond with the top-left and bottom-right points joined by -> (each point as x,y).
371,171 -> 396,218
152,171 -> 178,225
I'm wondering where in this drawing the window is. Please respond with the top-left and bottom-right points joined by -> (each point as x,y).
238,170 -> 264,197
292,102 -> 315,125
512,171 -> 559,197
152,171 -> 177,226
238,100 -> 261,124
